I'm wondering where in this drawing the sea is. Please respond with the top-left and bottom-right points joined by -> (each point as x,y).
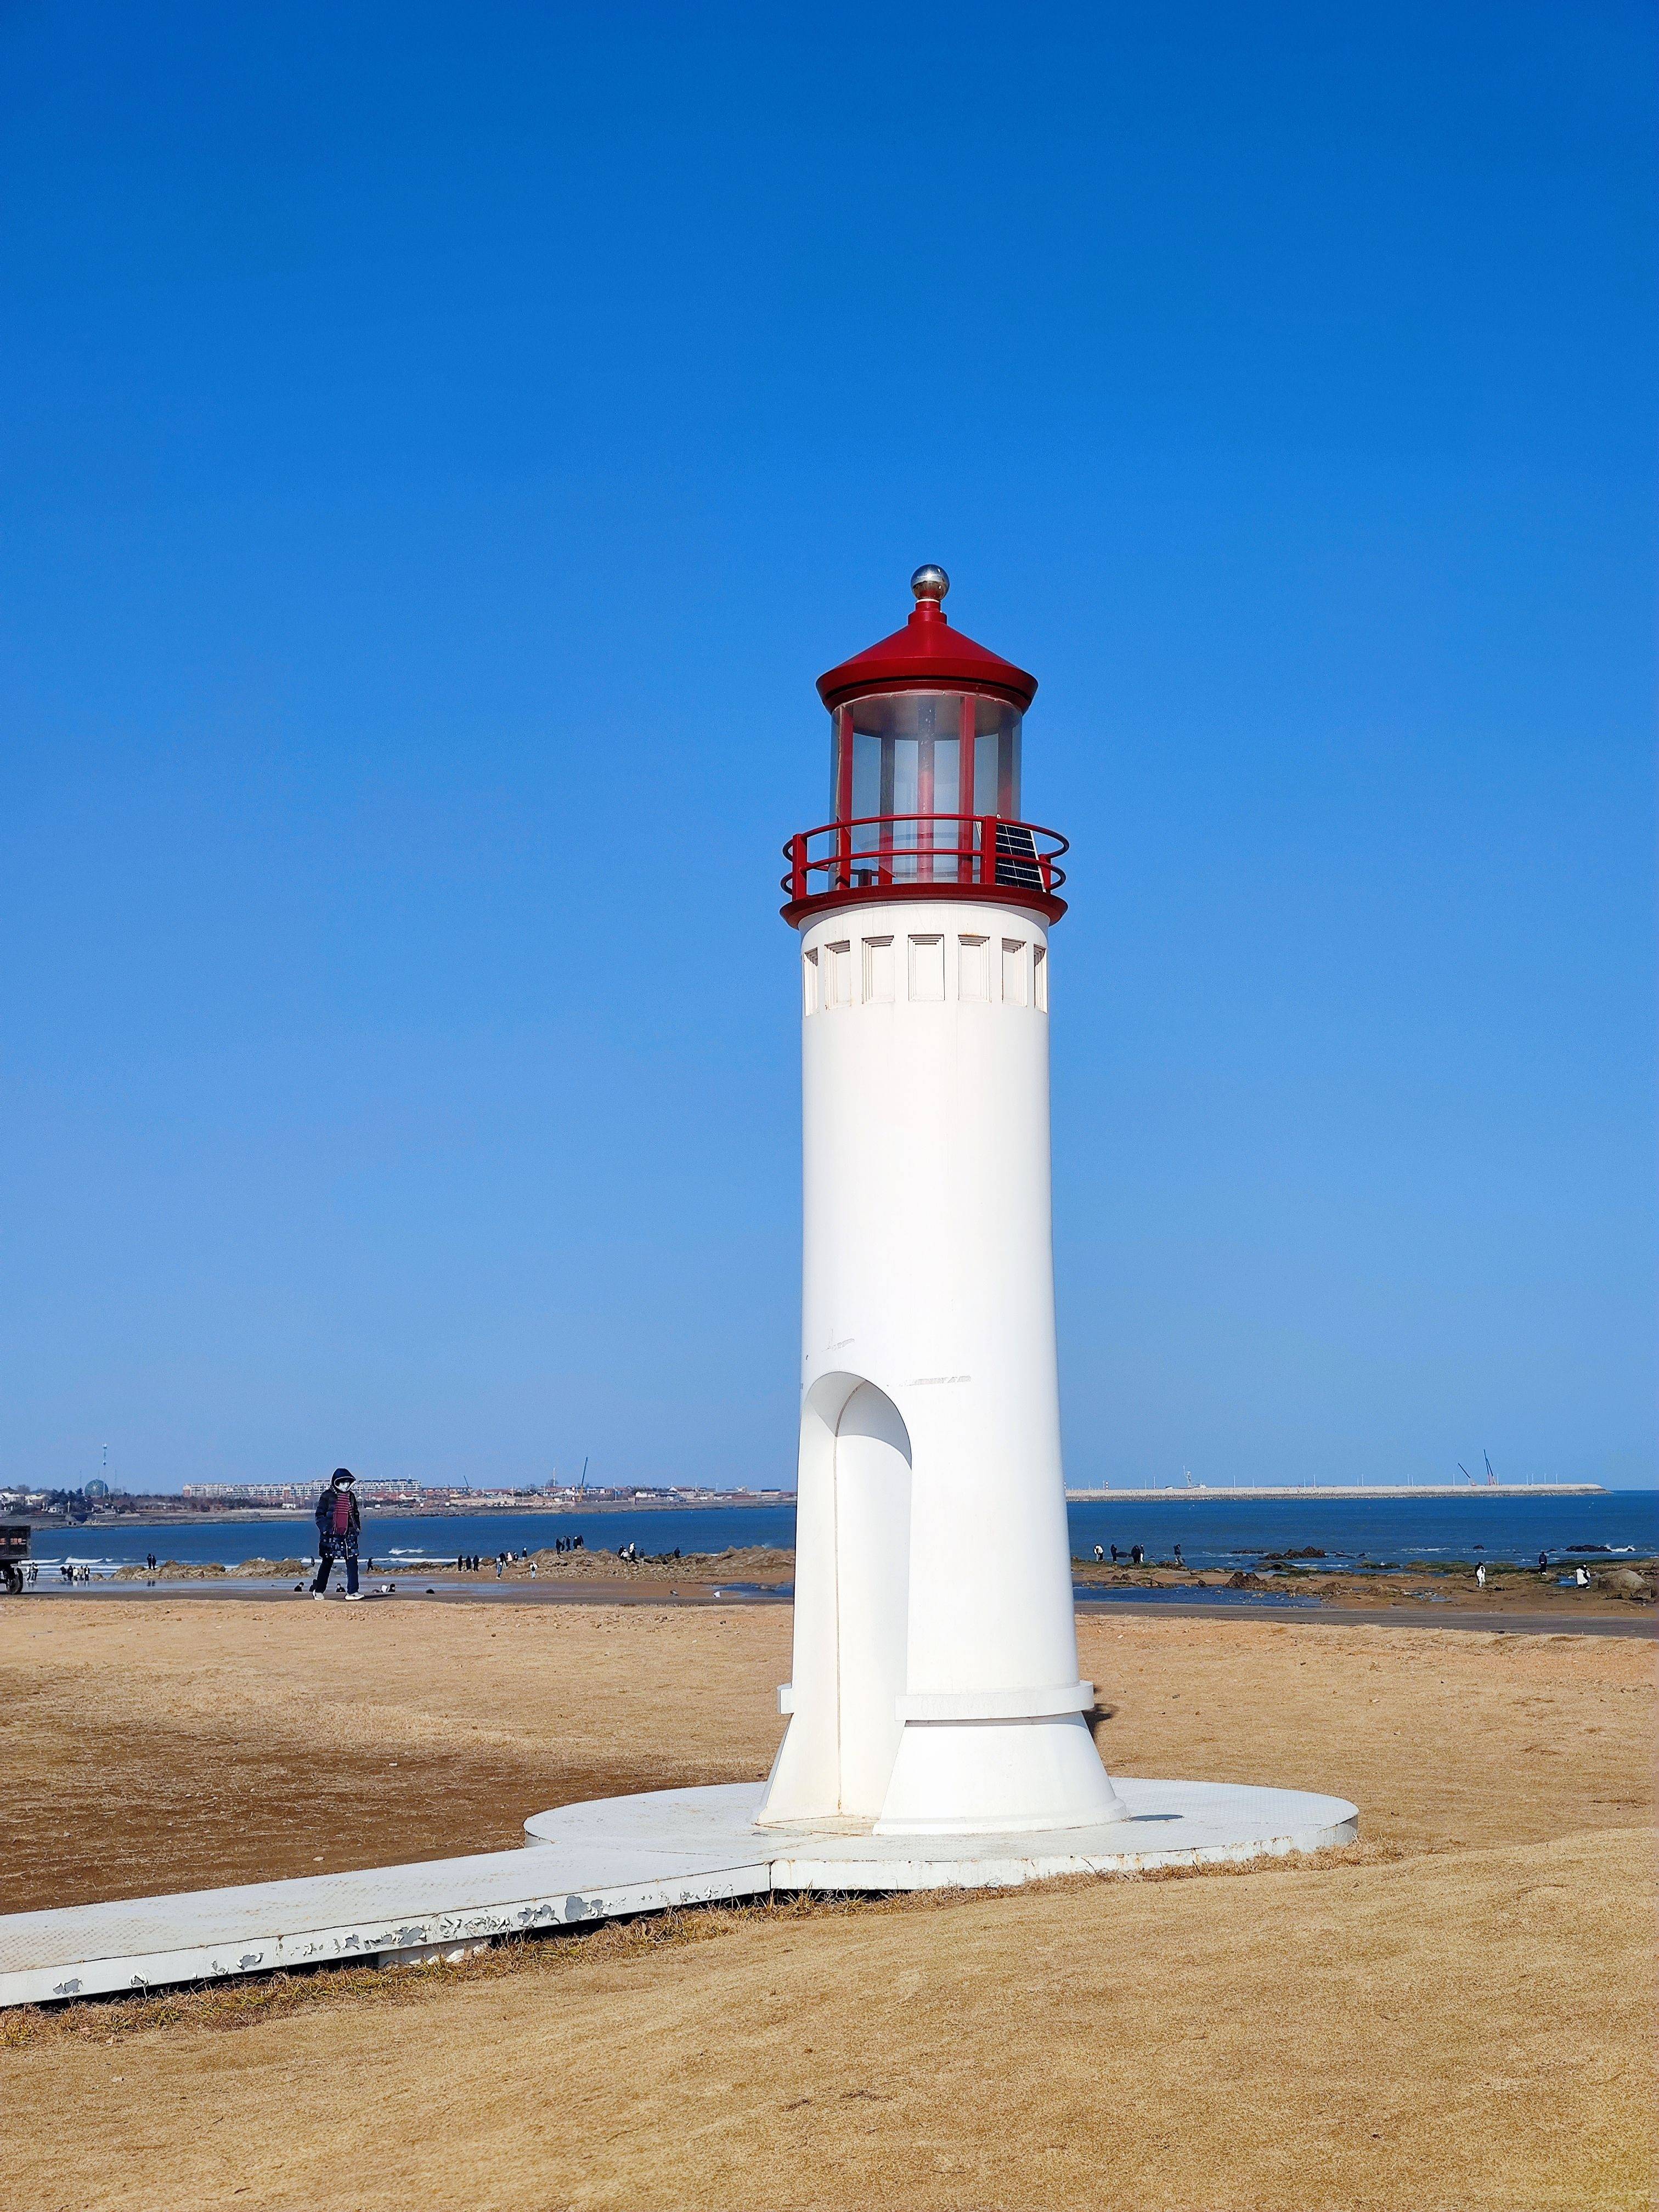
23,1491 -> 1658,1578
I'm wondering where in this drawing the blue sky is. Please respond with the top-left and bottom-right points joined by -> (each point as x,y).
2,2 -> 1652,1492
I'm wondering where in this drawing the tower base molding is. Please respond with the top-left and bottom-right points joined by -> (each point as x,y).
873,1711 -> 1127,1835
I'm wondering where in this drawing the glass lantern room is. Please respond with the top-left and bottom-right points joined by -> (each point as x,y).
828,691 -> 1022,883
831,692 -> 1023,823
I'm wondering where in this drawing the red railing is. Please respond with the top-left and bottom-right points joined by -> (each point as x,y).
782,814 -> 1069,904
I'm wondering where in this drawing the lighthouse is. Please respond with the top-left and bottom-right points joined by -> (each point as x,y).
759,567 -> 1127,1837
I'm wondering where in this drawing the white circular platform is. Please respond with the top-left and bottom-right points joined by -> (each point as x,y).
524,1778 -> 1358,1891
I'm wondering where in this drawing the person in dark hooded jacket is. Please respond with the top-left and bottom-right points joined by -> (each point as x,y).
311,1469 -> 362,1599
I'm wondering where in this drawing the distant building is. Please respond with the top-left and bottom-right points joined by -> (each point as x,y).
178,1479 -> 420,1503
164,1478 -> 792,1510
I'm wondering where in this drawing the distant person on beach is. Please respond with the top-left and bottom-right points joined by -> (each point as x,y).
1173,1543 -> 1183,1565
310,1469 -> 362,1600
1131,1544 -> 1144,1566
1476,1564 -> 1486,1588
1110,1545 -> 1119,1562
1538,1551 -> 1549,1573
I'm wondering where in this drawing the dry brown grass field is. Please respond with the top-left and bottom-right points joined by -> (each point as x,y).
1,1596 -> 1652,2211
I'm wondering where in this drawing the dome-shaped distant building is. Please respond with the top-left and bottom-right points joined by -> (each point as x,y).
83,1477 -> 109,1500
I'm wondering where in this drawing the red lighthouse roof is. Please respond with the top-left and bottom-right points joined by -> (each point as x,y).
816,567 -> 1038,714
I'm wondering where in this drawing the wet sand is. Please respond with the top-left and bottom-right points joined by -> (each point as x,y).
1,1599 -> 1652,2209
31,1536 -> 1659,1637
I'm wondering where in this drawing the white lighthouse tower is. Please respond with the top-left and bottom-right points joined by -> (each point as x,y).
759,567 -> 1127,1837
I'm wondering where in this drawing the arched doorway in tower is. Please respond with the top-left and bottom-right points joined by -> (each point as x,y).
832,1380 -> 912,1817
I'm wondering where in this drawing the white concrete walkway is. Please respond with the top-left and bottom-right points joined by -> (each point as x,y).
0,1778 -> 1357,2010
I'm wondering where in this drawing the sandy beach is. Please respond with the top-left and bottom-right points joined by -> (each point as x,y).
1,1596 -> 1652,2209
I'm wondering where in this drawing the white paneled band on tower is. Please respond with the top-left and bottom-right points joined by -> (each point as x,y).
759,568 -> 1126,1837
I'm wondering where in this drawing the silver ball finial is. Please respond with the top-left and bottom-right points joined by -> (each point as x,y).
910,564 -> 950,605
